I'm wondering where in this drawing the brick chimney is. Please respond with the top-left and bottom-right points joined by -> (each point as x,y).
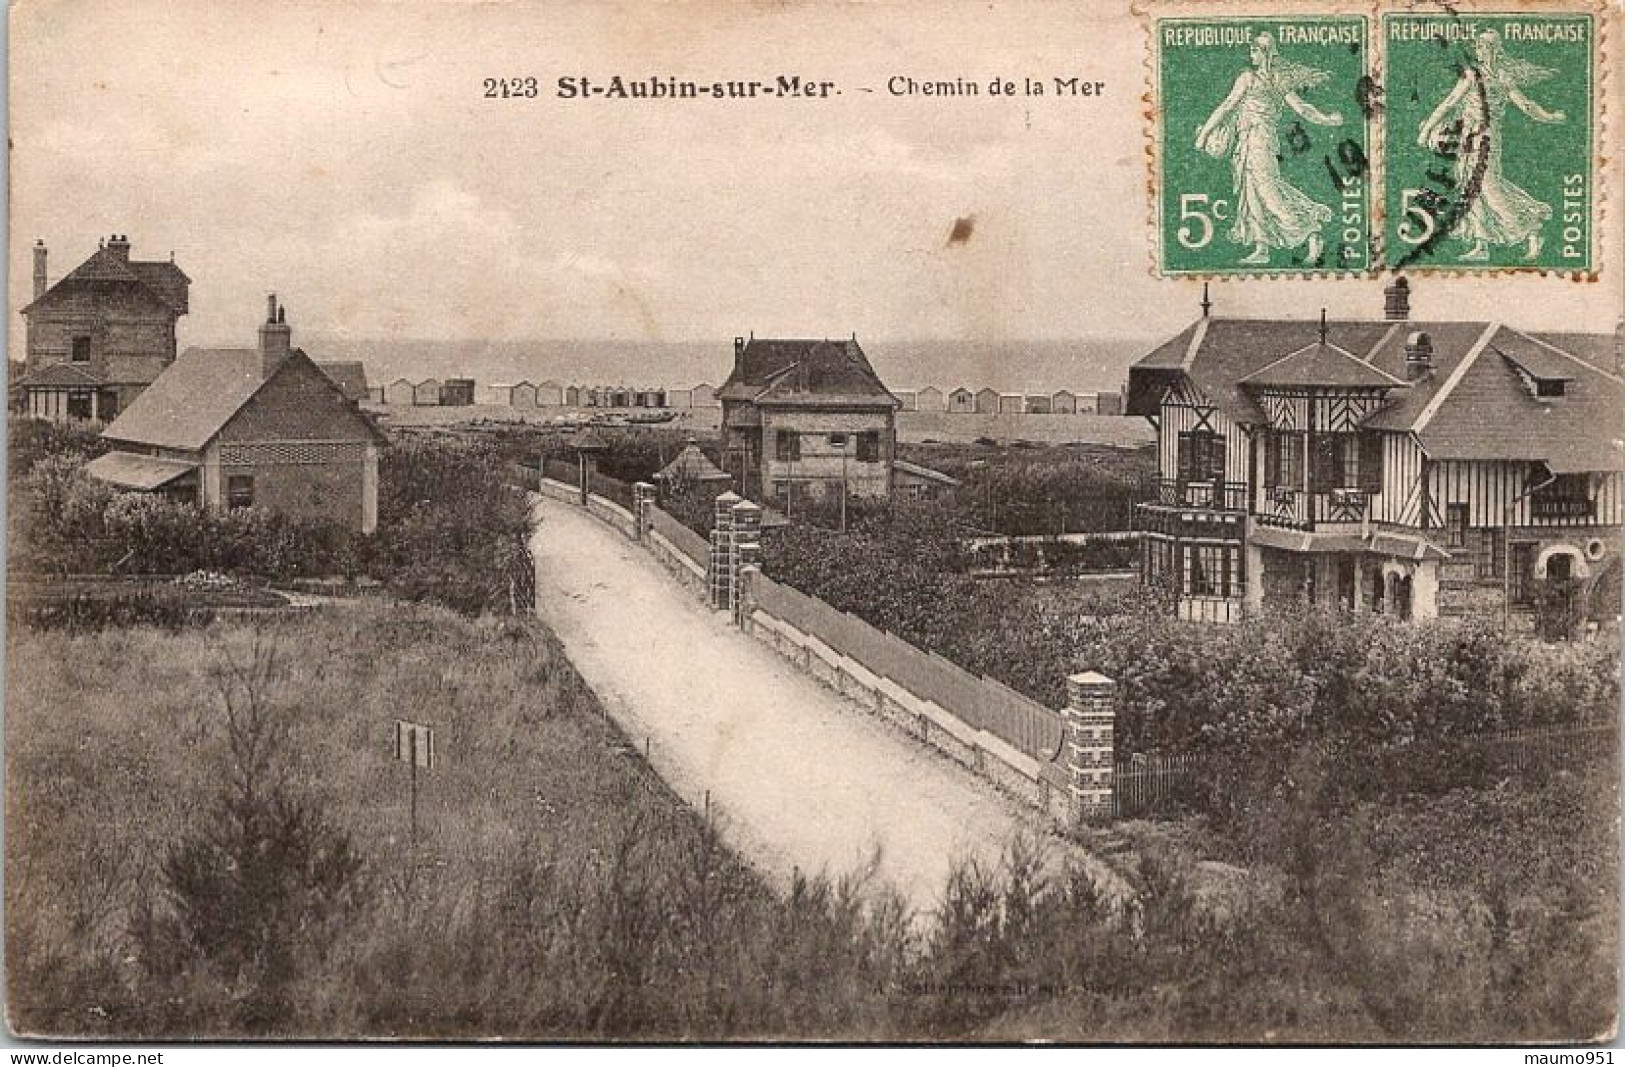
1404,330 -> 1433,381
259,293 -> 293,378
1384,276 -> 1411,321
105,233 -> 131,262
32,240 -> 46,301
734,335 -> 747,372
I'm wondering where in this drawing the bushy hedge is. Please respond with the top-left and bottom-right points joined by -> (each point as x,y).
733,487 -> 1617,763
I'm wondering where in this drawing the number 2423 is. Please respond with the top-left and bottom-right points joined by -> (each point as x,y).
484,77 -> 539,99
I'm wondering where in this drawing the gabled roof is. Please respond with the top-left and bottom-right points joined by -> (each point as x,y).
1531,331 -> 1621,376
1408,326 -> 1622,471
1130,317 -> 1623,472
654,443 -> 731,483
22,245 -> 189,317
1241,341 -> 1407,389
102,347 -> 385,452
15,362 -> 104,387
720,338 -> 897,409
1128,318 -> 1399,423
317,361 -> 369,402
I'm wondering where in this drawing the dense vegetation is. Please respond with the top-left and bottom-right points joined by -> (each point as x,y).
6,420 -> 533,617
897,439 -> 1155,536
8,604 -> 1614,1041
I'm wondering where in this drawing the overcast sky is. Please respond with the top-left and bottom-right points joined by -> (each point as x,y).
10,0 -> 1622,370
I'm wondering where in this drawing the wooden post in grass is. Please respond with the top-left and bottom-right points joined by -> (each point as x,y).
394,719 -> 437,847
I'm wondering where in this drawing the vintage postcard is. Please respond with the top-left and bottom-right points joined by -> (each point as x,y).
6,0 -> 1623,1048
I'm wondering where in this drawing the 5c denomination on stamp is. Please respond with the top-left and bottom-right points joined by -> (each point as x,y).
1154,15 -> 1372,276
1383,11 -> 1595,273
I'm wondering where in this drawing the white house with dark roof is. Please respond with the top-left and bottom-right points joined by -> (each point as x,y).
1127,281 -> 1623,625
88,295 -> 386,533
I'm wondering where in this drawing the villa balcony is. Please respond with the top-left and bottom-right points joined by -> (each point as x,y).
1134,478 -> 1248,541
1254,485 -> 1373,532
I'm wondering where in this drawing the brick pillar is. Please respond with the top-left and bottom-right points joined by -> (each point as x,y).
729,500 -> 763,620
1065,671 -> 1117,824
736,561 -> 759,629
734,542 -> 760,625
708,491 -> 742,610
632,482 -> 656,541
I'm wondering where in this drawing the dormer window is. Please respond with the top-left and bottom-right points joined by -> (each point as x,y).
71,336 -> 90,363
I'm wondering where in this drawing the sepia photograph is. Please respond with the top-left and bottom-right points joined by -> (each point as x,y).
4,0 -> 1622,1048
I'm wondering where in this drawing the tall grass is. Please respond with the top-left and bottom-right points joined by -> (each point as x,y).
6,604 -> 1615,1041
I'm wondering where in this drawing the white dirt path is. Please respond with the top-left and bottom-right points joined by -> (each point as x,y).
530,496 -> 1101,917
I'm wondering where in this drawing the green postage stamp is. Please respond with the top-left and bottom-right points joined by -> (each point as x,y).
1384,11 -> 1595,273
1155,15 -> 1372,275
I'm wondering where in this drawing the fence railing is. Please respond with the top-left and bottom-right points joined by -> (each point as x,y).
649,505 -> 710,566
1113,752 -> 1206,818
749,569 -> 1066,769
542,457 -> 578,487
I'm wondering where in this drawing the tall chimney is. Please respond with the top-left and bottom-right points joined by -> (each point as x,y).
32,240 -> 47,301
734,335 -> 746,371
1404,330 -> 1433,381
259,293 -> 293,378
1384,276 -> 1411,321
106,234 -> 131,262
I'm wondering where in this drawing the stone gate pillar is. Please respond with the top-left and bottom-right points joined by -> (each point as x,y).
632,482 -> 656,541
1065,671 -> 1117,824
734,542 -> 760,625
729,499 -> 763,621
736,560 -> 760,630
708,491 -> 742,610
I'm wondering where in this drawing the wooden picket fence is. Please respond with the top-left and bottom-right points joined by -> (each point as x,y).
1112,752 -> 1206,818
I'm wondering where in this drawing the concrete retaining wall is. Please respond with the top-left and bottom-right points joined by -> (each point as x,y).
745,607 -> 1071,824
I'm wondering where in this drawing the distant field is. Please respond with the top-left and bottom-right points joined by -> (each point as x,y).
368,403 -> 1149,447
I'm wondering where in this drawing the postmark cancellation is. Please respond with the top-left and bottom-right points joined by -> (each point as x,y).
1144,1 -> 1605,278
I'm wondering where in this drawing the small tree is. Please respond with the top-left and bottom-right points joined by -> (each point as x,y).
134,629 -> 361,1031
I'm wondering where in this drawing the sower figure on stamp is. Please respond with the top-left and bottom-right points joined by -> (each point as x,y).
1194,33 -> 1343,266
1418,30 -> 1565,263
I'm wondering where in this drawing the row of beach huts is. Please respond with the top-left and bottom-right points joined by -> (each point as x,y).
367,378 -> 1125,415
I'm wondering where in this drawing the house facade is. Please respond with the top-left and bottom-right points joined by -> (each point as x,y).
1128,286 -> 1623,626
17,235 -> 190,422
89,295 -> 386,533
719,335 -> 900,502
948,388 -> 976,414
916,386 -> 945,413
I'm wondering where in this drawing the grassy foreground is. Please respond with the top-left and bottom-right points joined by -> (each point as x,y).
6,602 -> 1617,1041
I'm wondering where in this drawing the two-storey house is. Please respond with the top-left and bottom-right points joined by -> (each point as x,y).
719,335 -> 900,503
17,235 -> 190,422
1128,282 -> 1623,626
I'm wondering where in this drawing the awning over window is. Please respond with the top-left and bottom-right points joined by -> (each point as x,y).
85,451 -> 198,491
1250,524 -> 1450,562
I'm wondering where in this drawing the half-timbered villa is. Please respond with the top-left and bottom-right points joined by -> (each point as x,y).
1127,281 -> 1623,626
